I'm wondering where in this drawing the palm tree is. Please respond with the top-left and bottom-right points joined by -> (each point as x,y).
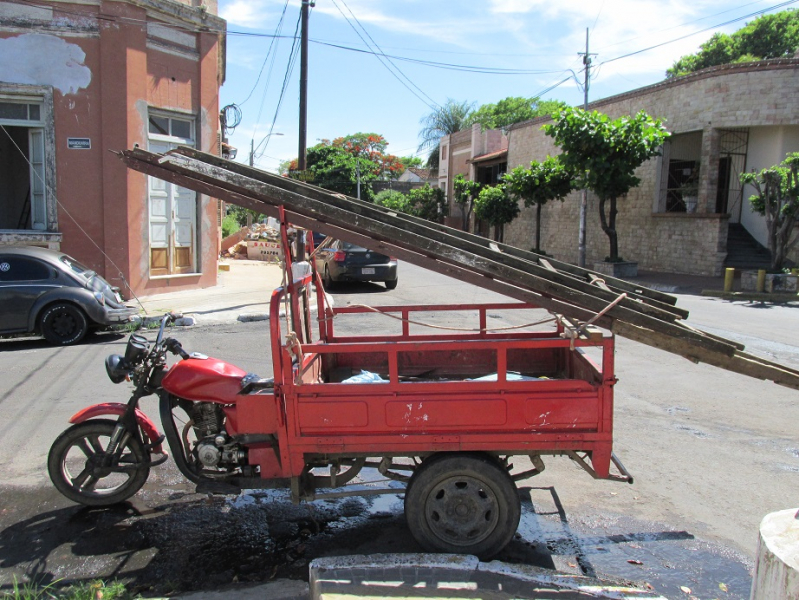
418,99 -> 474,169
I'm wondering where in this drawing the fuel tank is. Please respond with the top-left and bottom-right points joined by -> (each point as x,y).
161,356 -> 247,404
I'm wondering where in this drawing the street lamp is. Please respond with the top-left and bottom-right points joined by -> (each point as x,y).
249,132 -> 284,167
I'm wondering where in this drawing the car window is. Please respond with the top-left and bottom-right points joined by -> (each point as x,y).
59,255 -> 92,277
340,242 -> 365,251
59,255 -> 112,290
0,257 -> 52,282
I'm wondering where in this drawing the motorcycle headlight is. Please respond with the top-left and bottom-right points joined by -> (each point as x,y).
105,354 -> 131,384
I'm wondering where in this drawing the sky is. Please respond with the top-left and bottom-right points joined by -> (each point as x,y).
217,0 -> 797,173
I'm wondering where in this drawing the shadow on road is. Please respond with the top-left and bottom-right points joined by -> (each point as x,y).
0,483 -> 753,599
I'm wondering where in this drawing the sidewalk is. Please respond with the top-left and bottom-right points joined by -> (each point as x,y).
133,260 -> 288,325
130,261 -> 733,329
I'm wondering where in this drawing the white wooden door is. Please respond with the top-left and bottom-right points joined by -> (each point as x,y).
28,129 -> 46,230
148,140 -> 196,275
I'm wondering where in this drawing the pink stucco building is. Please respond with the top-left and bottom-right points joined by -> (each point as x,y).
0,0 -> 226,296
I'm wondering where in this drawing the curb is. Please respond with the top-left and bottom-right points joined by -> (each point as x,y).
135,299 -> 326,329
309,553 -> 666,599
701,289 -> 799,302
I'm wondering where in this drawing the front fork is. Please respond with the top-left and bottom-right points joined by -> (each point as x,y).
69,388 -> 169,469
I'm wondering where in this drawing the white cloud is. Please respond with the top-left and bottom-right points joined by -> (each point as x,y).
221,0 -> 287,29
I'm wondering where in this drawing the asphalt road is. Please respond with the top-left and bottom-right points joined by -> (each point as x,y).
0,262 -> 797,599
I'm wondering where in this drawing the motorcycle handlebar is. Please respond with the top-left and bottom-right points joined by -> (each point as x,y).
164,337 -> 190,360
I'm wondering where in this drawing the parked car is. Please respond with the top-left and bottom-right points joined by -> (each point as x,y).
312,238 -> 398,290
0,246 -> 137,345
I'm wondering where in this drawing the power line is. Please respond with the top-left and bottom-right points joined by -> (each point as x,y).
336,0 -> 439,108
330,0 -> 437,110
597,0 -> 785,52
237,0 -> 290,106
599,0 -> 799,66
254,9 -> 303,161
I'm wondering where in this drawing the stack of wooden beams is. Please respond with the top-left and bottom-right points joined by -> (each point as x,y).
118,146 -> 799,391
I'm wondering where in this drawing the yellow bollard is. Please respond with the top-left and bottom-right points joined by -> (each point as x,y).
756,269 -> 766,293
724,268 -> 735,292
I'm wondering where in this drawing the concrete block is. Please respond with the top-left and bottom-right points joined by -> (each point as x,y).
751,508 -> 799,599
593,261 -> 639,278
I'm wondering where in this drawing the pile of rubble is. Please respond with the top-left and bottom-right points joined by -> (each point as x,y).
222,222 -> 283,261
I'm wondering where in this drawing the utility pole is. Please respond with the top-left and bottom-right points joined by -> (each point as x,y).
298,0 -> 312,172
356,159 -> 361,200
249,139 -> 254,167
577,28 -> 596,268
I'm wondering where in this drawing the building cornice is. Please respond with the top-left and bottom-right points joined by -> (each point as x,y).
509,58 -> 799,133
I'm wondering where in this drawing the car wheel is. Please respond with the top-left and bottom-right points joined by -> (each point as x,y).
40,303 -> 89,345
385,278 -> 398,290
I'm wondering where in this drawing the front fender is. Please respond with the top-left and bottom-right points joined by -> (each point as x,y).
70,403 -> 165,454
29,288 -> 104,331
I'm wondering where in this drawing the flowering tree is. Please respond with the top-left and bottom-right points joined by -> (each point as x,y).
332,133 -> 405,180
740,152 -> 799,271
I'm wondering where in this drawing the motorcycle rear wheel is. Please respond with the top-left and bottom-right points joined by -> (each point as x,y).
48,419 -> 150,506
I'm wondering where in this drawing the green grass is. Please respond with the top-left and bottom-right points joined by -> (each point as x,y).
1,578 -> 144,600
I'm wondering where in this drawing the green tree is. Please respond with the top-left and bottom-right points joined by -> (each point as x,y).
407,185 -> 446,222
503,156 -> 574,254
452,174 -> 482,231
400,155 -> 423,169
228,204 -> 265,227
221,213 -> 240,239
473,185 -> 519,242
667,9 -> 799,77
332,133 -> 405,180
374,189 -> 411,213
740,152 -> 799,271
467,96 -> 567,130
544,108 -> 670,262
298,144 -> 379,201
418,99 -> 475,169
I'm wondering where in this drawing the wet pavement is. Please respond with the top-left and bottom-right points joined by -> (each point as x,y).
0,463 -> 755,599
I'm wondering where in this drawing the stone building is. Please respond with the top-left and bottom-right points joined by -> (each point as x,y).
0,0 -> 226,296
442,59 -> 799,276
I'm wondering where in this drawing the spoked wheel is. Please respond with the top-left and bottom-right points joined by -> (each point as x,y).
404,452 -> 521,559
48,419 -> 150,506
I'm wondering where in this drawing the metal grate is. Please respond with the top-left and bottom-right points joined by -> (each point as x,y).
716,128 -> 749,220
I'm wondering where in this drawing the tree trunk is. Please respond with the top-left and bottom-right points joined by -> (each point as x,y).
598,196 -> 620,261
461,203 -> 471,232
535,202 -> 542,253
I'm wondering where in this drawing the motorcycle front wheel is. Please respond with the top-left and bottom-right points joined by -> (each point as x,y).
48,419 -> 150,506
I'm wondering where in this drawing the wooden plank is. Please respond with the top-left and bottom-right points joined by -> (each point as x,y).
612,321 -> 799,390
155,149 -> 686,323
119,148 -> 739,358
170,146 -> 685,316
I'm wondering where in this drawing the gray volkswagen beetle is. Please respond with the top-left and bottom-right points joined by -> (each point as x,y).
0,246 -> 137,345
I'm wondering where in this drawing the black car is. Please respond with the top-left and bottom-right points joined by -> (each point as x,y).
0,247 -> 137,345
313,239 -> 398,290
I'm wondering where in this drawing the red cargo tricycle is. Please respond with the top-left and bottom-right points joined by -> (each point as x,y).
48,220 -> 631,558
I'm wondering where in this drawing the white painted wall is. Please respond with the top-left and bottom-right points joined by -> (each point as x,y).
742,126 -> 799,247
0,34 -> 91,95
